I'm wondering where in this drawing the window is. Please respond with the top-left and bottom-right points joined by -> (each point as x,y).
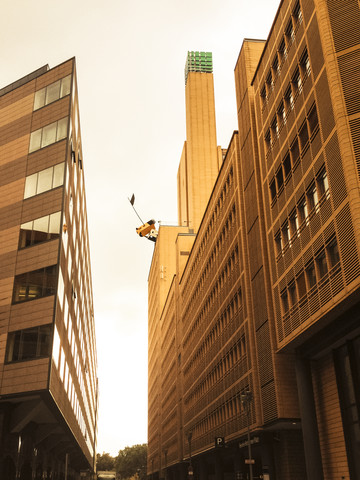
29,117 -> 68,153
293,1 -> 303,26
19,211 -> 61,249
24,163 -> 65,199
328,238 -> 340,267
290,137 -> 300,164
278,101 -> 286,126
278,38 -> 287,62
316,250 -> 328,278
285,19 -> 295,45
266,70 -> 274,95
317,169 -> 329,199
270,179 -> 277,202
272,55 -> 280,77
260,84 -> 267,107
276,166 -> 284,191
12,265 -> 57,303
281,289 -> 289,313
271,116 -> 279,140
307,184 -> 319,212
297,272 -> 307,299
299,122 -> 309,151
300,49 -> 310,78
282,221 -> 290,245
292,67 -> 302,94
6,324 -> 52,363
289,209 -> 299,237
283,152 -> 292,179
308,105 -> 319,137
298,196 -> 309,226
284,85 -> 294,112
288,282 -> 297,306
34,75 -> 71,110
275,231 -> 283,255
306,262 -> 317,288
265,129 -> 271,151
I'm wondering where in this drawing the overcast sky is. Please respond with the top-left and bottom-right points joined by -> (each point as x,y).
1,0 -> 280,457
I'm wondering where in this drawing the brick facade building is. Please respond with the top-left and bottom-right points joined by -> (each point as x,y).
147,0 -> 360,479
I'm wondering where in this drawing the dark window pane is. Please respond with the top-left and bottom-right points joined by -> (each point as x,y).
270,179 -> 277,201
316,251 -> 328,278
6,331 -> 21,362
44,265 -> 57,296
39,325 -> 52,356
289,283 -> 297,306
290,137 -> 300,163
297,272 -> 307,299
5,325 -> 53,363
299,122 -> 309,150
21,329 -> 38,360
306,262 -> 316,288
281,290 -> 289,313
13,266 -> 57,303
283,153 -> 291,178
276,167 -> 284,190
308,106 -> 319,135
328,239 -> 340,267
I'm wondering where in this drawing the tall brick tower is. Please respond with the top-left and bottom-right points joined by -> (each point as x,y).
177,52 -> 222,231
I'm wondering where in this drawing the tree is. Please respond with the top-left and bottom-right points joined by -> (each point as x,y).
96,452 -> 115,471
115,444 -> 147,480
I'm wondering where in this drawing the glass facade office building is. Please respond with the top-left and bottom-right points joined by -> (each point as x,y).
0,59 -> 98,480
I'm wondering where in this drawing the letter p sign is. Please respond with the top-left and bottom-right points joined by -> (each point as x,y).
215,437 -> 225,448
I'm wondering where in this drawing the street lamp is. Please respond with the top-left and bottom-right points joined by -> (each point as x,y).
240,390 -> 253,480
164,449 -> 168,480
187,431 -> 193,480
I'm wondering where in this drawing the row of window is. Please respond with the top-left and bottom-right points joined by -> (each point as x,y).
12,265 -> 57,304
185,243 -> 239,329
185,333 -> 246,409
19,211 -> 61,249
24,162 -> 65,199
182,205 -> 237,323
183,289 -> 243,381
190,388 -> 251,441
6,324 -> 52,363
269,103 -> 319,204
280,236 -> 340,314
29,117 -> 68,153
264,48 -> 312,152
261,0 -> 303,103
34,75 -> 71,110
275,167 -> 329,256
182,168 -> 234,300
183,263 -> 241,353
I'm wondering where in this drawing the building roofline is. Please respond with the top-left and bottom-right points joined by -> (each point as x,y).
0,57 -> 76,97
0,65 -> 49,97
250,0 -> 285,84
